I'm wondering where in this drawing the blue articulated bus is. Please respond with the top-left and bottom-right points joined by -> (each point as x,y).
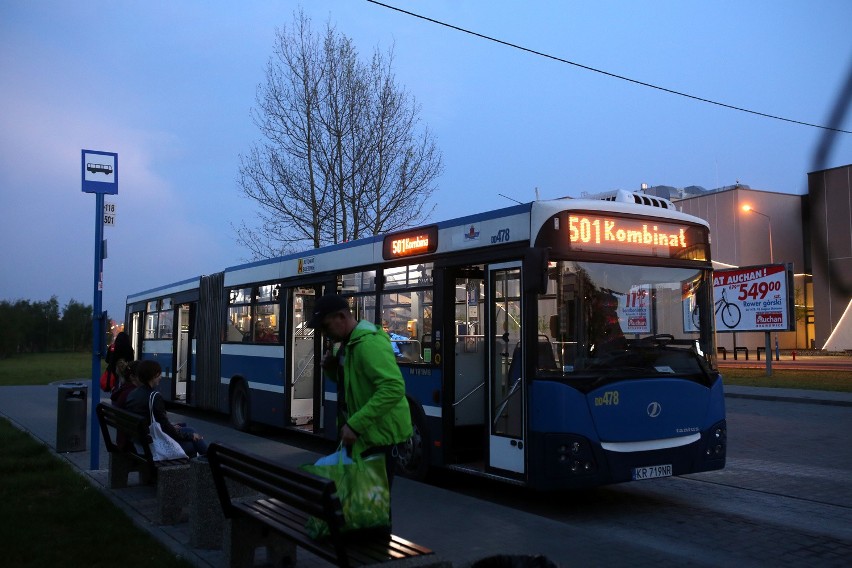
125,191 -> 726,489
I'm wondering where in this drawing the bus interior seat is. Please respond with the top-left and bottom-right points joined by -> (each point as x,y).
507,343 -> 522,385
537,335 -> 558,370
507,336 -> 559,376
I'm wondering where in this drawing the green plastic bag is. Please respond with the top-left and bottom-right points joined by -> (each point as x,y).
300,451 -> 390,539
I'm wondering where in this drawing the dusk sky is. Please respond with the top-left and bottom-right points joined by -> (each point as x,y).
1,1 -> 850,323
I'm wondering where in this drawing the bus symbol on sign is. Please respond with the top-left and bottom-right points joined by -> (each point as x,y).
82,150 -> 118,194
87,163 -> 113,175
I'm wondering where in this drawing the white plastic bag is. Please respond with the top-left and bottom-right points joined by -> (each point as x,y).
148,391 -> 188,462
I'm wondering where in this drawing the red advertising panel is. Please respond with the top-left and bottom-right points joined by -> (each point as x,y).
619,284 -> 652,333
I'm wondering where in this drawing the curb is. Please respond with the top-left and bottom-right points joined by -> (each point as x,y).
724,391 -> 852,407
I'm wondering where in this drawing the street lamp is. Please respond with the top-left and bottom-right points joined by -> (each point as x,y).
741,204 -> 778,374
741,205 -> 774,263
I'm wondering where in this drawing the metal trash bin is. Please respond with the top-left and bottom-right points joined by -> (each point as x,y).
56,382 -> 87,452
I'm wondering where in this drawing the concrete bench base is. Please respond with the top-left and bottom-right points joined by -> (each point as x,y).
107,453 -> 189,524
190,458 -> 258,549
224,515 -> 298,568
157,462 -> 191,524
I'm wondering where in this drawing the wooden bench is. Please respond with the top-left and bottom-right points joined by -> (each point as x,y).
733,347 -> 749,361
207,442 -> 434,568
95,402 -> 191,524
717,346 -> 727,360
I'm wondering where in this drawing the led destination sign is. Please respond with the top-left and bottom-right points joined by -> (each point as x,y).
536,212 -> 709,260
569,215 -> 686,248
382,226 -> 438,260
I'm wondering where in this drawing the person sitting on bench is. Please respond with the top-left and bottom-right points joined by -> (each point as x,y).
124,360 -> 208,458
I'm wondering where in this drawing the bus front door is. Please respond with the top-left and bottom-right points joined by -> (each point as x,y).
488,262 -> 526,475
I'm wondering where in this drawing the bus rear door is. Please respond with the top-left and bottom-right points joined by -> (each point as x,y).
174,303 -> 194,403
288,287 -> 321,431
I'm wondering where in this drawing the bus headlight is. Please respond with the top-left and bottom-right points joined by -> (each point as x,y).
705,421 -> 726,458
554,435 -> 596,475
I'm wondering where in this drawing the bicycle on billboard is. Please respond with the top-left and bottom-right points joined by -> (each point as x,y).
692,288 -> 741,329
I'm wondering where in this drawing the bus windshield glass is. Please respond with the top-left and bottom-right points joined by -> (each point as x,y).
538,261 -> 714,383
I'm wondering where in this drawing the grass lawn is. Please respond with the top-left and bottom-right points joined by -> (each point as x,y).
0,351 -> 850,391
0,351 -> 97,386
0,417 -> 193,567
720,367 -> 852,392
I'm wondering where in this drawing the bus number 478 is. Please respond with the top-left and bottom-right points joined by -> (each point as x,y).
595,391 -> 620,406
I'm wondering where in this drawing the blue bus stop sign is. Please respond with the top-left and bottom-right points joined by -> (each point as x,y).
82,149 -> 118,194
82,148 -> 117,469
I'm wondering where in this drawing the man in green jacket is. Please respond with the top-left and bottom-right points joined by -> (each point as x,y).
307,294 -> 413,490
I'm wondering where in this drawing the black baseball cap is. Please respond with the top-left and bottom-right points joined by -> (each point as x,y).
306,294 -> 350,328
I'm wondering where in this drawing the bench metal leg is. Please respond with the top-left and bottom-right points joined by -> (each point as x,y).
108,454 -> 154,489
108,453 -> 134,488
225,516 -> 297,568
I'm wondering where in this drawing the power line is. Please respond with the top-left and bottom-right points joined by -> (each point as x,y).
366,0 -> 852,135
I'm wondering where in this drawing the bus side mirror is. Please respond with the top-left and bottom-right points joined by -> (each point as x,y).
524,247 -> 550,294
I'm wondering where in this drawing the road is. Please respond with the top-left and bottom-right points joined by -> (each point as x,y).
414,396 -> 852,567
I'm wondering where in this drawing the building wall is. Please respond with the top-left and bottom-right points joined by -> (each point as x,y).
807,164 -> 852,349
677,188 -> 805,350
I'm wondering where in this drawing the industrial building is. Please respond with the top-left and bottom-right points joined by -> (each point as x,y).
638,163 -> 851,352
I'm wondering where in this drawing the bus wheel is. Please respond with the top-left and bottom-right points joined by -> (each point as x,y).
230,381 -> 251,432
397,399 -> 428,481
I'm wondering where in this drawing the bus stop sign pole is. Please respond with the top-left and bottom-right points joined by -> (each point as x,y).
82,149 -> 118,470
90,193 -> 104,469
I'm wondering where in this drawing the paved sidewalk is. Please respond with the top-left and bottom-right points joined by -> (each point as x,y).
2,384 -> 574,567
1,382 -> 850,567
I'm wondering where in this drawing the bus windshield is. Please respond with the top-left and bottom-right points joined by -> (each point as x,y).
537,261 -> 714,384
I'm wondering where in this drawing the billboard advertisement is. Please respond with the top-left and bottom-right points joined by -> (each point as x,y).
684,264 -> 794,333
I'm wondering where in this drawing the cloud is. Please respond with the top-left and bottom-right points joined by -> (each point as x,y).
0,60 -> 236,321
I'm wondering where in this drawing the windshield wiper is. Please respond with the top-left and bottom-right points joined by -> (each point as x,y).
630,333 -> 675,348
586,367 -> 656,388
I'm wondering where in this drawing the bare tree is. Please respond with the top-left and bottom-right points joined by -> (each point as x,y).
236,10 -> 442,259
